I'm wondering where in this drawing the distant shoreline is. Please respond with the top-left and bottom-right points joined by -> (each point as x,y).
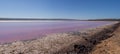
0,18 -> 120,21
0,18 -> 82,21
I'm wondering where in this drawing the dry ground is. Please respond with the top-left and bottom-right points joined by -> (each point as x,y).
90,24 -> 120,54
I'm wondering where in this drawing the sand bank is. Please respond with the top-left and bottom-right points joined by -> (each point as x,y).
0,22 -> 119,54
90,23 -> 120,54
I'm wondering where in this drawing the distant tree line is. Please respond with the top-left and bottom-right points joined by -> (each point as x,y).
87,19 -> 120,21
0,18 -> 120,21
0,18 -> 81,21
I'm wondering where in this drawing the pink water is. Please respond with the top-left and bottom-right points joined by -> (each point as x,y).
0,21 -> 113,43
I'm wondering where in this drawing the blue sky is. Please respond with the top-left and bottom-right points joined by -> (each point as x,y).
0,0 -> 120,19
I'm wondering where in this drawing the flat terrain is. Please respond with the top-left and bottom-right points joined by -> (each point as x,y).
90,23 -> 120,54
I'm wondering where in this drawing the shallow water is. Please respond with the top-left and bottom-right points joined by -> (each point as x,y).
0,21 -> 113,43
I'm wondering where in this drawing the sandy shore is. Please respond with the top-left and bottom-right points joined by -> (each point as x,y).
90,23 -> 120,54
0,22 -> 119,54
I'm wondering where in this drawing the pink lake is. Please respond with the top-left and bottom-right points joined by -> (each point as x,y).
0,21 -> 113,43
